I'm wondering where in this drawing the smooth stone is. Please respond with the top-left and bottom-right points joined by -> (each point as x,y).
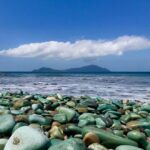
127,130 -> 147,148
97,104 -> 117,112
0,109 -> 9,115
82,126 -> 138,148
115,145 -> 143,150
127,121 -> 150,129
53,114 -> 67,124
64,124 -> 82,135
95,118 -> 106,128
0,139 -> 8,150
28,114 -> 51,125
141,103 -> 150,112
0,114 -> 15,133
88,143 -> 108,150
57,107 -> 76,122
32,103 -> 43,111
11,110 -> 23,115
4,126 -> 49,150
66,101 -> 76,107
127,130 -> 146,142
50,139 -> 62,145
13,100 -> 30,109
12,122 -> 28,133
48,138 -> 86,150
83,132 -> 100,146
113,130 -> 124,137
78,113 -> 95,127
49,126 -> 64,139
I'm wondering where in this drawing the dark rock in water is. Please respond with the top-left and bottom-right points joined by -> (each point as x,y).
48,138 -> 86,150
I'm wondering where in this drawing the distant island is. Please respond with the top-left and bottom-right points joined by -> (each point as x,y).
32,65 -> 110,73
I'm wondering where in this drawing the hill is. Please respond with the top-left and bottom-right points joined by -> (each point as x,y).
32,65 -> 110,73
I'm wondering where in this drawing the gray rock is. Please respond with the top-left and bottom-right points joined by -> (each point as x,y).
0,114 -> 15,133
4,126 -> 49,150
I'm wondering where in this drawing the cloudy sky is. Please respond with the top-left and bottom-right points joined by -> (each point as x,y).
0,0 -> 150,71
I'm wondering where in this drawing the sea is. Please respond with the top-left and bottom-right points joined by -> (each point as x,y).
0,72 -> 150,101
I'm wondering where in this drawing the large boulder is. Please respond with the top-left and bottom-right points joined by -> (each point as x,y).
4,126 -> 49,150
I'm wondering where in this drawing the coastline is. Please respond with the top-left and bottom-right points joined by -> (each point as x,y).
0,91 -> 150,149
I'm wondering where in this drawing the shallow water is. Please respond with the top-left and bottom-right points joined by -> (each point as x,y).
0,72 -> 150,100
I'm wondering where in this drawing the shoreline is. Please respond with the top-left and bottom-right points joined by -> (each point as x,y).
0,91 -> 150,150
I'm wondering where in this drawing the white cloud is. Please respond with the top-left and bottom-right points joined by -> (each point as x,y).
0,35 -> 150,59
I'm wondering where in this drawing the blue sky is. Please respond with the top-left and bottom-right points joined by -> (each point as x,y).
0,0 -> 150,71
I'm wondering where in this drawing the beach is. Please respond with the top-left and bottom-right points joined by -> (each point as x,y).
0,91 -> 150,150
0,72 -> 150,149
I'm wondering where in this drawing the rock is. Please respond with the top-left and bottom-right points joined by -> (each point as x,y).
13,100 -> 30,109
48,138 -> 86,150
127,121 -> 150,129
115,145 -> 144,150
49,126 -> 65,139
57,107 -> 76,122
88,143 -> 108,150
82,126 -> 138,148
83,132 -> 100,146
141,103 -> 150,112
12,122 -> 28,133
95,117 -> 106,128
0,139 -> 8,150
78,113 -> 95,127
4,126 -> 49,150
28,114 -> 52,125
53,114 -> 67,124
0,114 -> 15,133
127,130 -> 147,148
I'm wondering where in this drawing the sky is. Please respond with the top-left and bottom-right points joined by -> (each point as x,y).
0,0 -> 150,71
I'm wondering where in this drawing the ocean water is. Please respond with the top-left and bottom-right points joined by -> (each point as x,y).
0,72 -> 150,101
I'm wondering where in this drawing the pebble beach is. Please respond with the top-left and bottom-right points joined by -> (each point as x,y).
1,91 -> 150,150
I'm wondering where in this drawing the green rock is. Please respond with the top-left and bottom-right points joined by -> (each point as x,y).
57,107 -> 76,122
4,126 -> 49,150
141,103 -> 150,112
127,130 -> 147,148
28,114 -> 52,125
95,117 -> 106,128
53,114 -> 67,124
65,124 -> 82,134
88,143 -> 108,150
115,145 -> 143,150
48,138 -> 86,150
0,114 -> 15,133
82,126 -> 138,148
78,113 -> 95,127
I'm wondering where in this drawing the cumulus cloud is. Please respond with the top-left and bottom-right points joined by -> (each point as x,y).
0,35 -> 150,59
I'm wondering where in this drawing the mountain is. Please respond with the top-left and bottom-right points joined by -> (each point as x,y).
32,65 -> 110,73
32,67 -> 60,73
64,65 -> 110,73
